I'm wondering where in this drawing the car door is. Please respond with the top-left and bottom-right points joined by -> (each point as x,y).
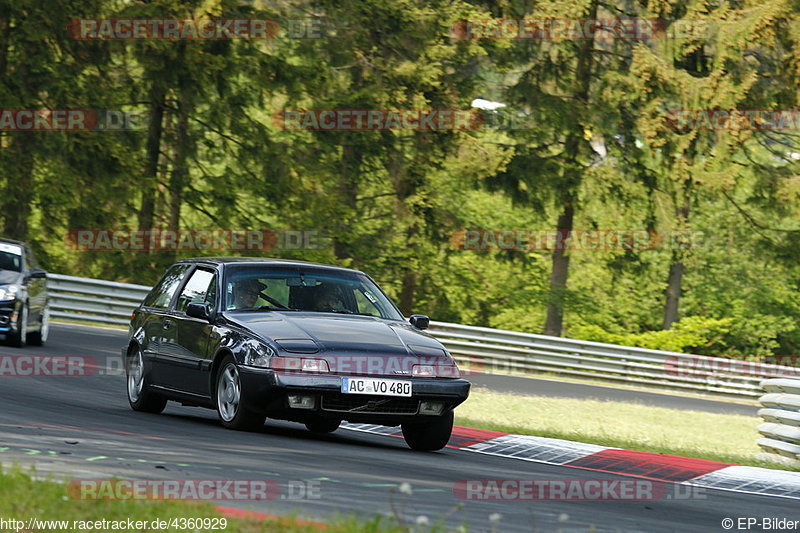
159,266 -> 216,396
23,246 -> 46,325
138,263 -> 193,384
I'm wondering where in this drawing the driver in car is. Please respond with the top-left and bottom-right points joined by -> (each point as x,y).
228,278 -> 267,310
314,284 -> 346,312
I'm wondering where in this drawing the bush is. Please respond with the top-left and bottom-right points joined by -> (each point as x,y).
568,316 -> 732,353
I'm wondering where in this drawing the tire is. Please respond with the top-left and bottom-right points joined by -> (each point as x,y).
127,347 -> 167,413
215,356 -> 265,431
27,306 -> 49,346
305,418 -> 341,434
401,411 -> 454,451
7,303 -> 27,348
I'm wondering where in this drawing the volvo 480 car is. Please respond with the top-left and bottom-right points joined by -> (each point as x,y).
124,258 -> 470,451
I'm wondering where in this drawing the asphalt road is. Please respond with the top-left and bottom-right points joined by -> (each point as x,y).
0,323 -> 795,532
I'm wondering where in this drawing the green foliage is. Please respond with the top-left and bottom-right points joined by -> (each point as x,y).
570,316 -> 732,354
4,0 -> 800,357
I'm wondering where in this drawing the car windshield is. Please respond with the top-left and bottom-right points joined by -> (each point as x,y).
0,244 -> 22,272
223,266 -> 404,320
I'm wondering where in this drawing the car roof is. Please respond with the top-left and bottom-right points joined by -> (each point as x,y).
0,237 -> 27,247
177,257 -> 365,274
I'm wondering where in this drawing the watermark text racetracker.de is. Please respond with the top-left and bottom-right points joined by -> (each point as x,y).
451,18 -> 663,41
665,354 -> 800,379
0,517 -> 227,531
0,355 -> 120,377
68,18 -> 339,40
450,18 -> 725,41
66,229 -> 324,252
69,18 -> 281,40
0,109 -> 144,132
450,229 -> 706,251
454,478 -> 706,501
273,109 -> 482,131
68,478 -> 321,501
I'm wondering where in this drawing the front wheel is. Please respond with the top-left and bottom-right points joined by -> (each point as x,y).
127,348 -> 167,413
215,356 -> 265,431
401,411 -> 454,451
7,303 -> 27,348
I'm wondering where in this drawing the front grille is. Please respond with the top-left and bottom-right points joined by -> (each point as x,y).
321,394 -> 419,415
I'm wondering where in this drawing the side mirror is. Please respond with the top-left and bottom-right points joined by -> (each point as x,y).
409,314 -> 430,330
28,269 -> 47,279
186,302 -> 211,321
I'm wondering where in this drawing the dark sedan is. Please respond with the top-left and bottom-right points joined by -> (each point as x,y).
124,258 -> 470,451
0,238 -> 48,347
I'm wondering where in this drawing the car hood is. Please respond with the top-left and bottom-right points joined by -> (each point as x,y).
225,311 -> 452,376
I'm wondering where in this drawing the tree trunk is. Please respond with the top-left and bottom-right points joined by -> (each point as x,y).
662,259 -> 684,329
542,0 -> 597,337
138,82 -> 166,232
332,142 -> 360,260
168,92 -> 191,231
544,203 -> 574,336
662,195 -> 691,329
398,269 -> 417,316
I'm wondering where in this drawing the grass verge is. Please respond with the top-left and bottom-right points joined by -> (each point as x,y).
0,468 -> 464,533
455,388 -> 798,471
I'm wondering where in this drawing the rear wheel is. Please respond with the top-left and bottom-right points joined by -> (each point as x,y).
127,348 -> 167,413
7,303 -> 27,348
401,411 -> 454,451
305,418 -> 341,434
27,306 -> 49,346
215,356 -> 265,431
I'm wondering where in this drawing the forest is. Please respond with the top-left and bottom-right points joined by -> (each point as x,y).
3,0 -> 800,358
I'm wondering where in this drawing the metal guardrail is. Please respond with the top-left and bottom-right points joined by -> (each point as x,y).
48,273 -> 151,326
758,379 -> 800,467
46,273 -> 799,399
429,322 -> 797,399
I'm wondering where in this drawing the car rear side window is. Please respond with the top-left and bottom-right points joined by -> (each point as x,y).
176,269 -> 216,313
142,264 -> 191,309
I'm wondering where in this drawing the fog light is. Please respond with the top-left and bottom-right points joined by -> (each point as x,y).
419,401 -> 444,415
288,394 -> 316,410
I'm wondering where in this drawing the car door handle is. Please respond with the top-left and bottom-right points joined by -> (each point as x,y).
163,319 -> 174,329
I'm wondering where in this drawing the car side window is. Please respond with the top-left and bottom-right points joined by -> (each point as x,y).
142,264 -> 191,309
176,269 -> 216,313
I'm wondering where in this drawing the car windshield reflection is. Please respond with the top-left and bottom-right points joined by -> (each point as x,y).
224,268 -> 404,320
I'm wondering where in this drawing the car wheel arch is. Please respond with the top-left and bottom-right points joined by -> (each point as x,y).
209,348 -> 236,395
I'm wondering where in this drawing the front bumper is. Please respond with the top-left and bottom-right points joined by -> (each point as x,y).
0,300 -> 18,334
238,366 -> 471,425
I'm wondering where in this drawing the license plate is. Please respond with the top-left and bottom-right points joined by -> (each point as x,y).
341,377 -> 412,397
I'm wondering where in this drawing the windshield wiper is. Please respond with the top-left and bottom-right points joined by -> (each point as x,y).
325,310 -> 378,317
256,305 -> 300,312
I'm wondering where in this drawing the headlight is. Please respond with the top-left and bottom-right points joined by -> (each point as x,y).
0,284 -> 19,301
270,357 -> 330,373
242,340 -> 277,368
